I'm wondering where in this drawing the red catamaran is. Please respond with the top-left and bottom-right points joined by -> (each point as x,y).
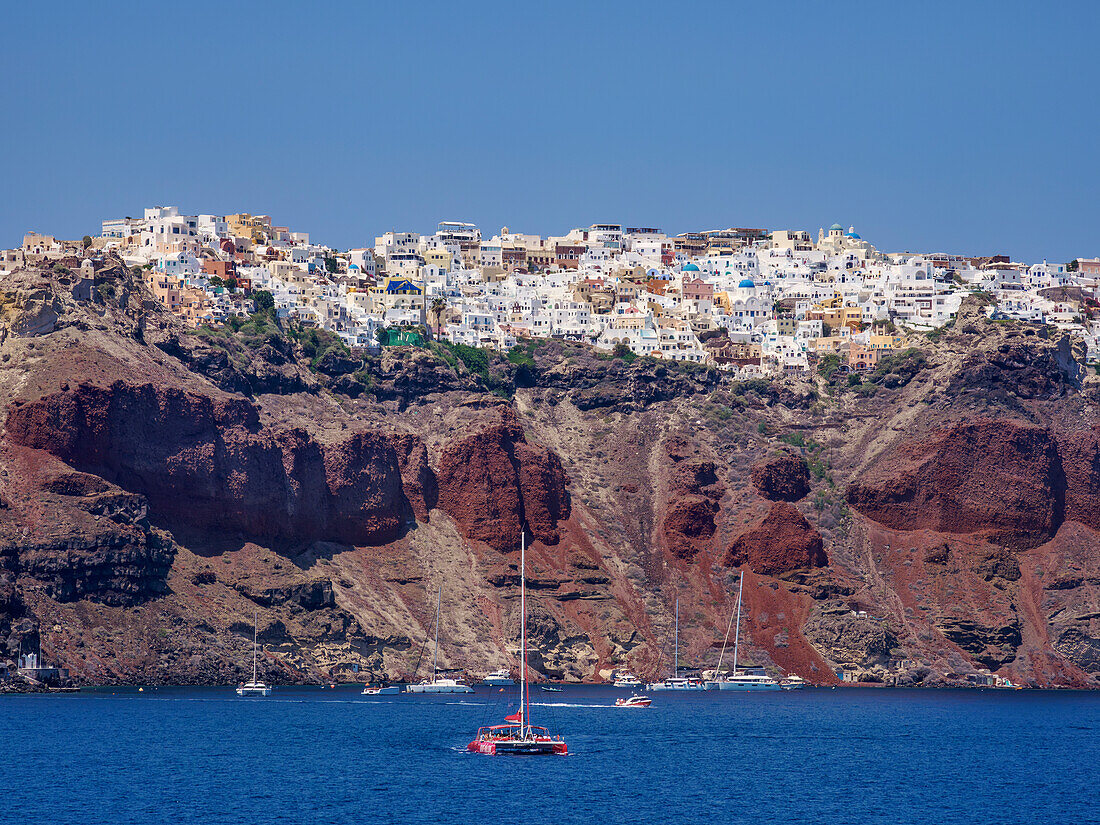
467,530 -> 568,756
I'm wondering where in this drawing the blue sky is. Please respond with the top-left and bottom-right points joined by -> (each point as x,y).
2,0 -> 1097,261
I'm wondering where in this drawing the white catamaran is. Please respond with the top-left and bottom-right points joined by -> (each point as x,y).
646,597 -> 705,691
705,570 -> 781,691
405,584 -> 473,694
236,611 -> 272,697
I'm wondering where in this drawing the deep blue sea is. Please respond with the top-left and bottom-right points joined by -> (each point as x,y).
2,685 -> 1098,825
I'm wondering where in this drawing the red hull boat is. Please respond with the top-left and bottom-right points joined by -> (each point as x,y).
468,725 -> 567,755
467,530 -> 568,755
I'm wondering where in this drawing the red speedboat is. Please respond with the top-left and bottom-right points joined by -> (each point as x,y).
467,530 -> 568,756
615,694 -> 651,708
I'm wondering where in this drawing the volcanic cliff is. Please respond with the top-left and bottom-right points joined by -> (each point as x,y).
2,257 -> 1099,689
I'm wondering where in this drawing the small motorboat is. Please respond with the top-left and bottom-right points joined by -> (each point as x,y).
483,669 -> 515,686
539,685 -> 563,693
615,694 -> 651,708
361,685 -> 401,695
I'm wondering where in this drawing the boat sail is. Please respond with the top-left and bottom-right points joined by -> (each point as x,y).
705,570 -> 780,691
646,597 -> 705,691
406,583 -> 473,694
236,611 -> 272,697
467,529 -> 568,755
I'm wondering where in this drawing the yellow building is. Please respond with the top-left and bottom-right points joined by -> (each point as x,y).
807,294 -> 863,331
424,248 -> 452,270
226,213 -> 272,243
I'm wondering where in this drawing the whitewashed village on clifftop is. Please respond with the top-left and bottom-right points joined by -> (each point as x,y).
8,209 -> 1100,377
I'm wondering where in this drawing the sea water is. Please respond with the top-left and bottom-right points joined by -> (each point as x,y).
2,685 -> 1097,824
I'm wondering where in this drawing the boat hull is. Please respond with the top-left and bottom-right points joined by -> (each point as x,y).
483,678 -> 515,686
467,739 -> 567,755
646,681 -> 705,691
235,687 -> 271,697
711,681 -> 781,691
405,684 -> 473,694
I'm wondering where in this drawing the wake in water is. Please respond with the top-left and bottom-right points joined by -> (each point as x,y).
529,701 -> 612,709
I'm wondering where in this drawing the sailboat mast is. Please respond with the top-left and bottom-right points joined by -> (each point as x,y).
252,610 -> 258,683
674,597 -> 679,678
521,529 -> 528,735
715,596 -> 737,677
732,570 -> 744,676
432,584 -> 441,682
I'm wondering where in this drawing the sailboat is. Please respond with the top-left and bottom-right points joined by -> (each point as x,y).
468,530 -> 568,755
646,597 -> 705,690
236,611 -> 272,697
405,584 -> 473,694
705,570 -> 780,691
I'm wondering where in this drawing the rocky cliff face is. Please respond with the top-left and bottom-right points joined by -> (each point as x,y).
5,381 -> 412,546
1,258 -> 1099,689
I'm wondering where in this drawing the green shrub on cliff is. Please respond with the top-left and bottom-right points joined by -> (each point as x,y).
507,341 -> 538,369
817,353 -> 841,380
873,348 -> 927,388
449,343 -> 490,376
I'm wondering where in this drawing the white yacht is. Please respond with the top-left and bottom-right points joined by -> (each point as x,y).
712,672 -> 782,691
781,675 -> 807,690
483,669 -> 515,686
646,598 -> 706,691
236,612 -> 272,697
648,676 -> 706,691
406,676 -> 473,694
704,571 -> 782,691
612,672 -> 643,688
361,685 -> 401,695
405,584 -> 474,694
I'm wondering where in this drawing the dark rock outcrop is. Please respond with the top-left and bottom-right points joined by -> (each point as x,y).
436,410 -> 570,551
936,617 -> 1022,669
391,432 -> 438,522
725,501 -> 826,574
662,458 -> 724,560
751,452 -> 810,501
5,381 -> 411,546
847,420 -> 1062,549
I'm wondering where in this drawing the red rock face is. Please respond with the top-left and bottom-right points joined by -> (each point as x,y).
661,458 -> 723,560
514,442 -> 569,545
664,496 -> 720,559
435,411 -> 570,551
846,420 -> 1061,549
1056,428 -> 1100,530
391,432 -> 438,522
725,501 -> 826,574
752,452 -> 810,501
5,381 -> 411,546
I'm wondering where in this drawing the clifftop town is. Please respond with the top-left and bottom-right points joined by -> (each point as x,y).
12,211 -> 1100,378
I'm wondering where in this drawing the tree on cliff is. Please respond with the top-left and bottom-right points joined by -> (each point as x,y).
430,297 -> 446,339
252,290 -> 275,313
